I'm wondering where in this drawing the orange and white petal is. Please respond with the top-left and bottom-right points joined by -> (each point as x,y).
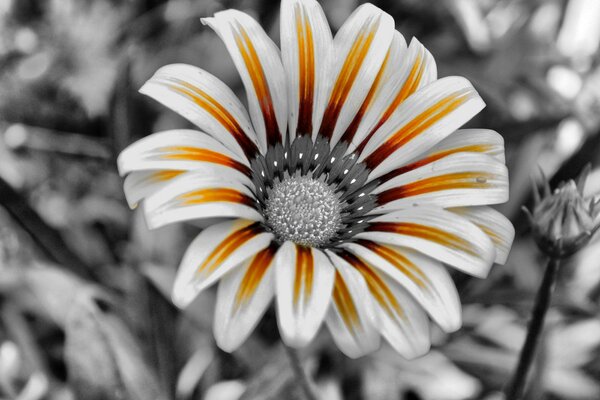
275,242 -> 335,347
342,241 -> 461,332
348,37 -> 437,154
377,128 -> 506,184
202,10 -> 287,150
280,0 -> 332,140
139,64 -> 259,159
438,129 -> 505,164
359,77 -> 485,179
144,168 -> 261,229
172,219 -> 274,308
214,242 -> 278,352
373,153 -> 508,211
316,3 -> 394,146
123,170 -> 185,209
337,31 -> 406,147
117,129 -> 251,177
336,250 -> 430,359
358,207 -> 496,278
325,251 -> 381,358
449,206 -> 515,265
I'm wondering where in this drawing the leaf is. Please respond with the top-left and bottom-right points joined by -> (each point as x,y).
64,290 -> 167,400
23,264 -> 93,327
238,346 -> 296,400
0,176 -> 98,282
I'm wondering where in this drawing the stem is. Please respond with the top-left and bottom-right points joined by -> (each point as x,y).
283,343 -> 319,400
505,257 -> 560,400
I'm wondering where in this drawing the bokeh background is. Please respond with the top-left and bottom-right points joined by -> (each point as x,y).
1,0 -> 600,399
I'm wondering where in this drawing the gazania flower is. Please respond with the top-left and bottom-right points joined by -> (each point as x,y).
118,0 -> 514,358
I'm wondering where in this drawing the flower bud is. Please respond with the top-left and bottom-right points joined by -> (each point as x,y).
524,167 -> 600,258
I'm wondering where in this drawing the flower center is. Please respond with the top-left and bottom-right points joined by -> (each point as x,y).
264,176 -> 342,247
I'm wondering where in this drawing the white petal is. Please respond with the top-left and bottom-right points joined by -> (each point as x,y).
316,3 -> 394,146
372,153 -> 509,211
435,129 -> 505,163
449,206 -> 515,264
123,170 -> 184,209
347,36 -> 437,153
280,0 -> 333,140
144,168 -> 261,229
275,242 -> 335,347
214,243 -> 278,352
359,77 -> 485,179
324,250 -> 381,358
117,129 -> 250,175
357,206 -> 496,278
336,31 -> 407,147
334,250 -> 430,359
172,219 -> 273,308
139,64 -> 260,159
342,242 -> 461,332
202,10 -> 287,149
375,128 -> 506,184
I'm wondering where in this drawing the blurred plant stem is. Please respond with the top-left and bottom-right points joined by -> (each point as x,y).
505,257 -> 560,400
283,343 -> 319,400
145,279 -> 177,400
0,176 -> 99,282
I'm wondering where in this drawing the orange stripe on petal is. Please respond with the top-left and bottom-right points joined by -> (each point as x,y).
233,242 -> 278,312
195,221 -> 262,276
318,16 -> 380,140
159,146 -> 252,176
293,246 -> 314,308
355,54 -> 425,154
162,80 -> 258,158
379,144 -> 493,183
149,170 -> 185,182
339,48 -> 391,144
478,225 -> 503,245
295,3 -> 315,135
357,240 -> 429,288
332,271 -> 361,333
178,188 -> 256,208
366,222 -> 478,257
338,251 -> 403,320
364,90 -> 474,169
377,171 -> 494,204
232,22 -> 281,146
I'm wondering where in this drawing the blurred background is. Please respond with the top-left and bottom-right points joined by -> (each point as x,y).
1,0 -> 600,399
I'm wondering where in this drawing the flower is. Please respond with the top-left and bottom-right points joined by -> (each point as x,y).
117,0 -> 514,359
524,167 -> 600,258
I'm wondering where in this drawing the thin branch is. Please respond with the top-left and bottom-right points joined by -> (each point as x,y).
505,257 -> 560,400
0,176 -> 98,281
282,343 -> 319,400
145,279 -> 178,400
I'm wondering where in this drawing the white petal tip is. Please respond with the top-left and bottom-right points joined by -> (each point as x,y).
343,351 -> 371,360
171,291 -> 193,309
215,336 -> 242,353
124,196 -> 139,209
440,318 -> 462,334
279,330 -> 314,349
171,282 -> 201,309
138,82 -> 153,96
471,266 -> 492,279
401,342 -> 432,360
339,341 -> 382,359
495,253 -> 510,265
116,156 -> 127,177
145,218 -> 163,231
